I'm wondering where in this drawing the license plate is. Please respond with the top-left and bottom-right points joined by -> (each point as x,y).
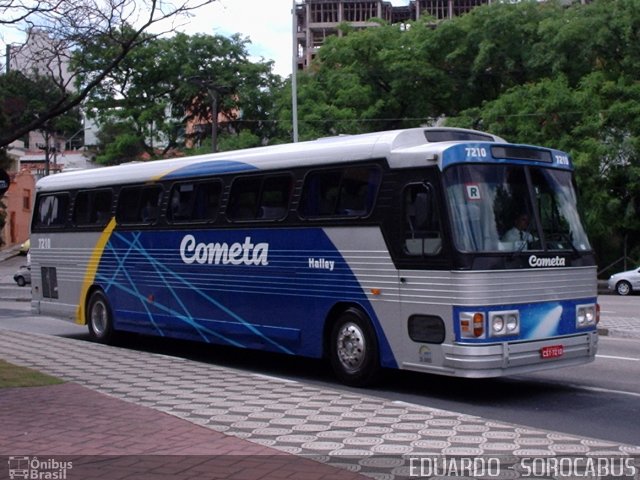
541,345 -> 564,359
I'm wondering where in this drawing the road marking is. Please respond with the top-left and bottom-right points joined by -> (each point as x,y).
596,354 -> 639,362
572,384 -> 640,399
252,373 -> 298,384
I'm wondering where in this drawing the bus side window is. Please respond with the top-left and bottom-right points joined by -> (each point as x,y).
117,185 -> 163,225
168,181 -> 221,223
299,171 -> 341,217
194,181 -> 221,221
228,177 -> 261,220
33,193 -> 70,229
404,183 -> 442,256
228,175 -> 291,221
258,175 -> 291,220
299,166 -> 380,218
93,190 -> 113,225
73,189 -> 113,226
336,167 -> 381,215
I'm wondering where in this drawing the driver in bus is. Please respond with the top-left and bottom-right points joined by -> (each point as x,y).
503,213 -> 535,243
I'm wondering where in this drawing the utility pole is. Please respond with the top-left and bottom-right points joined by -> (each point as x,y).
208,85 -> 219,153
37,130 -> 53,176
291,0 -> 299,143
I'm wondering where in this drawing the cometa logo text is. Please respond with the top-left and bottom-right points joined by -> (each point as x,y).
180,235 -> 269,266
528,255 -> 566,268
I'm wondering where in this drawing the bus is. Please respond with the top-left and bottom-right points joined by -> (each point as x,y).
29,127 -> 598,386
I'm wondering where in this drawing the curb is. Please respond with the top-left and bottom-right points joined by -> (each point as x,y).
598,327 -> 640,340
0,249 -> 21,263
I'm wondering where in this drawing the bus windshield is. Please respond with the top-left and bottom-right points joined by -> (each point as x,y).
444,164 -> 591,254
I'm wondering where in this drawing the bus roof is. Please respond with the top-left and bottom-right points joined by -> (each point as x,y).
37,127 -> 561,192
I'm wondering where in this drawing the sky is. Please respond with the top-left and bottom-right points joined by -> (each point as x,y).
178,0 -> 411,78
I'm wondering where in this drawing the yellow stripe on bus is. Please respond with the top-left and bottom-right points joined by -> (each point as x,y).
75,217 -> 117,325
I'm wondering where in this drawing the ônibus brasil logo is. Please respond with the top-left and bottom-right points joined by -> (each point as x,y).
8,456 -> 72,479
180,235 -> 269,266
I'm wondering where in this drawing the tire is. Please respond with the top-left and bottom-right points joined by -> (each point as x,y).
15,276 -> 26,287
616,280 -> 632,296
87,290 -> 115,344
329,308 -> 380,387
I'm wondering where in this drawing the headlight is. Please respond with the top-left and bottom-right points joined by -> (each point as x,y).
576,304 -> 596,328
492,315 -> 505,334
489,310 -> 519,337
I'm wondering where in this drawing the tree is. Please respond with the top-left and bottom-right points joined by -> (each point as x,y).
0,0 -> 216,148
0,70 -> 81,152
292,21 -> 428,138
285,2 -> 560,138
288,0 -> 640,266
443,1 -> 640,267
80,32 -> 281,161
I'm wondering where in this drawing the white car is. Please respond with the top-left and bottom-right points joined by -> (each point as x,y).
13,265 -> 31,287
608,266 -> 640,295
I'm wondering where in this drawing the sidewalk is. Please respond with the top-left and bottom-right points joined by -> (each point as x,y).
0,329 -> 638,480
1,382 -> 365,480
0,244 -> 21,262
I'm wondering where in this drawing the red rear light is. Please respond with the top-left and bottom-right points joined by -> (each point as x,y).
596,303 -> 600,324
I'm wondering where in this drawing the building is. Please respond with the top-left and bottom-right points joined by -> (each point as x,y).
295,0 -> 493,70
1,169 -> 35,249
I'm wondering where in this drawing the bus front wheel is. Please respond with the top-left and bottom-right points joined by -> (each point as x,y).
330,308 -> 380,387
87,290 -> 115,344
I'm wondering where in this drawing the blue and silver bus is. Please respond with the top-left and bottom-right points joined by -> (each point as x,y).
30,127 -> 598,385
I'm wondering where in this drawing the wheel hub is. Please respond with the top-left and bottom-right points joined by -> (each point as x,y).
337,322 -> 366,372
91,302 -> 107,335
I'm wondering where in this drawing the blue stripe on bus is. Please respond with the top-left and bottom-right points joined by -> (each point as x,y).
162,160 -> 257,179
441,143 -> 573,170
452,298 -> 597,343
93,227 -> 396,365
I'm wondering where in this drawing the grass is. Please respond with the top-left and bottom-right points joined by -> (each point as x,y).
0,359 -> 64,388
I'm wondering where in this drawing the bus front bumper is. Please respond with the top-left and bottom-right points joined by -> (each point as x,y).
403,331 -> 598,378
428,332 -> 598,378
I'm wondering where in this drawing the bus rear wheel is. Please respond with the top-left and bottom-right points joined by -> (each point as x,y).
87,290 -> 115,344
330,308 -> 380,387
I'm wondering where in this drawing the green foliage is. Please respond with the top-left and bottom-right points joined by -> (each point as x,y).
94,120 -> 144,165
0,71 -> 81,144
286,0 -> 640,267
218,130 -> 262,152
78,32 -> 281,161
96,134 -> 144,165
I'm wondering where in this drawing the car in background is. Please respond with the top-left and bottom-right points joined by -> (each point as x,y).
608,266 -> 640,295
19,238 -> 30,255
13,265 -> 31,287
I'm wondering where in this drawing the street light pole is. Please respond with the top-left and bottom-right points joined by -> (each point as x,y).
209,86 -> 218,153
291,0 -> 299,143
